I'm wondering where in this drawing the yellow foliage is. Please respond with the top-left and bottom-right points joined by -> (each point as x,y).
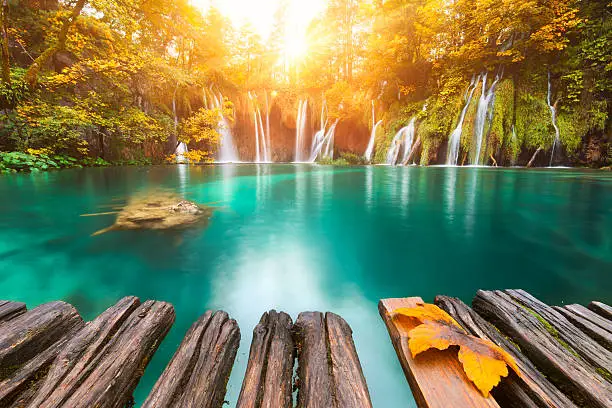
394,303 -> 520,397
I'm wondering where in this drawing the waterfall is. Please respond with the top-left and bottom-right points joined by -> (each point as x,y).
264,91 -> 272,162
471,73 -> 501,165
172,86 -> 188,162
386,129 -> 403,165
249,92 -> 271,163
295,100 -> 308,162
365,101 -> 381,162
511,125 -> 518,166
446,76 -> 479,165
386,117 -> 417,165
547,71 -> 561,166
400,117 -> 416,164
309,120 -> 338,162
211,91 -> 239,163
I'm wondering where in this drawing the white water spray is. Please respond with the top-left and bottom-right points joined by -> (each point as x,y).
386,117 -> 416,165
447,76 -> 479,165
471,73 -> 501,165
547,71 -> 561,166
365,101 -> 382,162
295,100 -> 308,161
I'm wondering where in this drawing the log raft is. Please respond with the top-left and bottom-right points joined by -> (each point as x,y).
0,300 -> 371,408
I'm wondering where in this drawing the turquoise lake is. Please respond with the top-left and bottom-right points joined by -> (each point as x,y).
1,164 -> 611,406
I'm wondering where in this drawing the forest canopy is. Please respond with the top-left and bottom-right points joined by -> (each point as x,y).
0,0 -> 610,169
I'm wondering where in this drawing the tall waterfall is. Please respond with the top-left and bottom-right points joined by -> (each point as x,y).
446,76 -> 479,165
249,92 -> 271,163
471,73 -> 501,165
365,101 -> 381,162
172,87 -> 188,162
547,71 -> 561,166
308,101 -> 336,162
295,99 -> 308,162
210,91 -> 239,163
386,117 -> 416,165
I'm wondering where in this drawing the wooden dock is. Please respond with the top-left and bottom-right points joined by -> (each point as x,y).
380,290 -> 612,408
0,298 -> 372,408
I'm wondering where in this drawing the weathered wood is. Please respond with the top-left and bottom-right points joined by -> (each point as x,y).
505,289 -> 612,374
554,304 -> 612,351
26,296 -> 140,408
435,295 -> 576,408
325,312 -> 372,408
379,297 -> 500,408
473,290 -> 612,408
0,301 -> 26,324
294,311 -> 334,408
143,310 -> 240,408
36,300 -> 175,408
237,310 -> 294,408
0,301 -> 83,379
588,301 -> 612,321
0,326 -> 82,408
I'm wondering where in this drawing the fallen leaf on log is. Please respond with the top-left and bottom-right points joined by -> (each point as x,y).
394,303 -> 520,397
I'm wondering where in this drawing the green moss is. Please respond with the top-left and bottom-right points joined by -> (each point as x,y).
521,305 -> 579,357
596,367 -> 612,381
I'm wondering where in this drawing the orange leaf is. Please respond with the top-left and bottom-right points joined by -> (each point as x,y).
394,304 -> 521,397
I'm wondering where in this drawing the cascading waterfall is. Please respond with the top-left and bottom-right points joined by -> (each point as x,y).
386,118 -> 416,165
446,76 -> 479,165
547,71 -> 561,166
173,86 -> 188,161
210,90 -> 239,163
249,92 -> 271,163
471,72 -> 501,165
308,115 -> 337,163
295,99 -> 308,162
365,101 -> 381,162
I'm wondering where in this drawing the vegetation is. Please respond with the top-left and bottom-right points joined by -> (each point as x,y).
0,0 -> 609,169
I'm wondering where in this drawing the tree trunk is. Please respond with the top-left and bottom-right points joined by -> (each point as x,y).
526,147 -> 542,167
0,0 -> 10,85
24,0 -> 87,87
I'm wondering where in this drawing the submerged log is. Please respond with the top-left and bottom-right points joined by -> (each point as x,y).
143,310 -> 240,408
0,301 -> 83,379
473,290 -> 612,408
435,295 -> 576,408
26,296 -> 140,408
294,311 -> 372,408
554,304 -> 612,351
379,298 -> 499,408
237,311 -> 294,408
504,289 -> 612,374
588,301 -> 612,321
34,300 -> 175,408
0,301 -> 26,324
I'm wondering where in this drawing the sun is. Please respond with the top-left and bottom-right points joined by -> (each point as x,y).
284,29 -> 309,61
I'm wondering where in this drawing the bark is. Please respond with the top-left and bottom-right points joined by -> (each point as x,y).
0,301 -> 26,324
24,0 -> 87,87
588,301 -> 612,321
237,310 -> 294,408
526,147 -> 543,167
473,290 -> 612,408
435,295 -> 576,408
0,0 -> 10,85
143,310 -> 240,408
554,304 -> 612,351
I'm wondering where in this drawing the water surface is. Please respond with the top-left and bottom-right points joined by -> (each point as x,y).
1,165 -> 611,407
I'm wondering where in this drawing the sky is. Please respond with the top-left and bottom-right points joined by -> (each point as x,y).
192,0 -> 327,39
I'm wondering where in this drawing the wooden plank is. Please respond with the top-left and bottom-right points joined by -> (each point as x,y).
35,300 -> 175,408
473,290 -> 612,408
505,289 -> 612,373
0,301 -> 83,379
379,297 -> 500,408
554,304 -> 612,351
294,311 -> 334,408
435,295 -> 576,408
237,310 -> 294,408
588,301 -> 612,321
325,312 -> 372,408
143,310 -> 240,408
0,301 -> 26,324
27,296 -> 140,408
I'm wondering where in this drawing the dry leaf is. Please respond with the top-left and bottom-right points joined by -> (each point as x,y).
394,303 -> 520,397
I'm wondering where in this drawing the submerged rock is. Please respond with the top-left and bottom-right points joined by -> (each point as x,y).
92,191 -> 213,236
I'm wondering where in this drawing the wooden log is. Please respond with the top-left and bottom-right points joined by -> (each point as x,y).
504,289 -> 612,374
34,300 -> 174,408
473,290 -> 612,408
237,310 -> 294,408
554,304 -> 612,351
143,310 -> 240,408
0,325 -> 83,408
325,312 -> 372,408
379,297 -> 500,408
435,295 -> 576,408
294,312 -> 334,408
0,301 -> 83,379
588,301 -> 612,321
26,296 -> 140,408
0,301 -> 26,324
